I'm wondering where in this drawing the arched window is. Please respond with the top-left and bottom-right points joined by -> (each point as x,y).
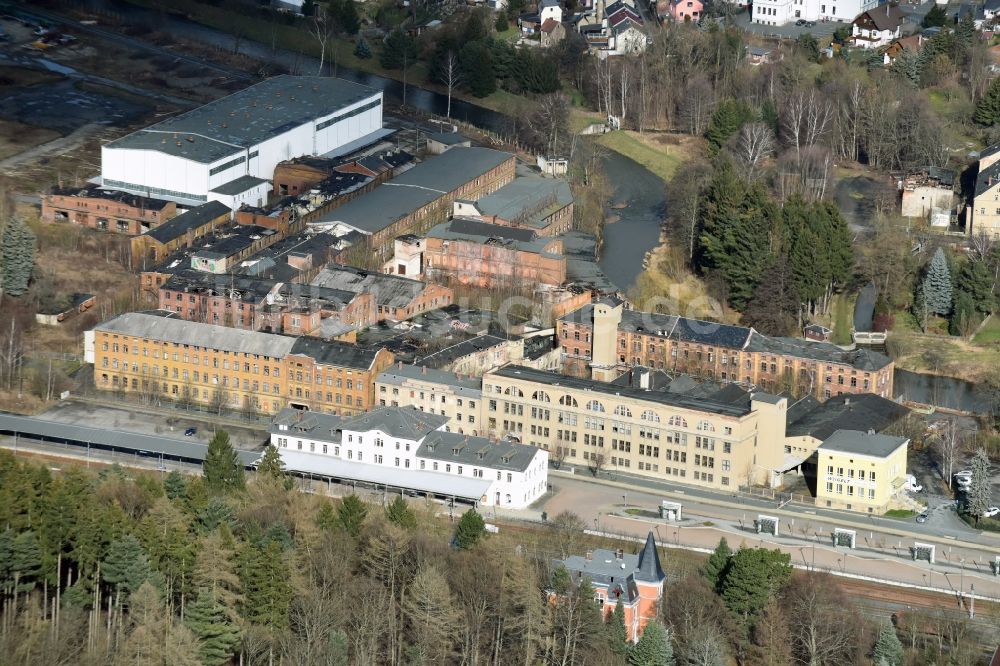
613,405 -> 632,417
640,409 -> 660,422
668,415 -> 688,428
559,395 -> 578,407
697,420 -> 715,432
533,390 -> 551,402
504,386 -> 524,397
586,400 -> 606,413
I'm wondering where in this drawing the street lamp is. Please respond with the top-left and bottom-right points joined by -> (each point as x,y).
622,493 -> 628,509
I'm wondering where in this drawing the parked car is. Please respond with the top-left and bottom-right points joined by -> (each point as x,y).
955,470 -> 972,478
984,507 -> 1000,518
795,18 -> 806,25
915,513 -> 929,523
184,427 -> 197,436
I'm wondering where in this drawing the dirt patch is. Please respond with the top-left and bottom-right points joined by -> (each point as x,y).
0,119 -> 60,161
0,64 -> 64,88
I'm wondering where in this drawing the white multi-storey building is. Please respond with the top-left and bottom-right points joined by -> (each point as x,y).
101,75 -> 383,207
751,0 -> 876,26
270,406 -> 548,508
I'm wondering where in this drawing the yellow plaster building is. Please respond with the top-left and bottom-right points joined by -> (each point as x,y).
85,311 -> 393,416
482,365 -> 790,491
815,430 -> 908,513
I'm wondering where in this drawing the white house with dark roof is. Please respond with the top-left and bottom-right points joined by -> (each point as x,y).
270,405 -> 548,507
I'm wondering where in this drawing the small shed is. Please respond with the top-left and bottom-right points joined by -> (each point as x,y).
536,155 -> 569,176
426,132 -> 472,155
803,323 -> 832,342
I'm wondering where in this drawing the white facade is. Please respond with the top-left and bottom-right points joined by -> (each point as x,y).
752,0 -> 875,25
101,77 -> 383,205
271,407 -> 548,508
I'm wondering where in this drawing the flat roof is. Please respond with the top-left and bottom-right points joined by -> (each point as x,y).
146,200 -> 231,244
489,365 -> 754,417
276,447 -> 492,500
419,334 -> 512,368
473,177 -> 573,228
787,393 -> 909,441
314,147 -> 513,235
210,174 -> 270,196
106,76 -> 380,164
310,264 -> 432,309
0,412 -> 258,465
377,363 -> 483,394
818,429 -> 908,458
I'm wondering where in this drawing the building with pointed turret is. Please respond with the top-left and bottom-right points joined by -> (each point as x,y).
550,531 -> 666,641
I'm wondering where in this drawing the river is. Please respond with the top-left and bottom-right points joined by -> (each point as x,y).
79,0 -> 664,289
893,369 -> 992,414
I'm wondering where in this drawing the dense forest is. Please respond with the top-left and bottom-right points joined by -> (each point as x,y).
0,432 -> 989,665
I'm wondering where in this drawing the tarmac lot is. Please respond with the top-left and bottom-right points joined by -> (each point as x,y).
40,400 -> 269,452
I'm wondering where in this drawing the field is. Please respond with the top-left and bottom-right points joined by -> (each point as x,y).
889,327 -> 1000,382
0,119 -> 60,161
972,314 -> 1000,344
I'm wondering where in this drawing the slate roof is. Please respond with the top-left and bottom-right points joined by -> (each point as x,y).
975,160 -> 1000,197
745,332 -> 893,371
95,311 -> 296,358
418,430 -> 541,472
340,406 -> 449,439
310,264 -> 435,309
106,76 -> 380,164
855,5 -> 904,31
377,363 -> 483,395
472,177 -> 573,228
419,334 -> 513,368
562,305 -> 753,349
145,200 -> 231,244
315,148 -> 514,235
490,365 -> 754,417
818,429 -> 908,458
786,393 -> 909,441
288,336 -> 384,369
426,219 -> 556,255
636,531 -> 665,583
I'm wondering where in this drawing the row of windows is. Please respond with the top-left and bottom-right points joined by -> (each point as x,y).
102,179 -> 206,203
316,99 -> 381,131
825,465 -> 877,482
826,482 -> 877,499
209,155 -> 247,176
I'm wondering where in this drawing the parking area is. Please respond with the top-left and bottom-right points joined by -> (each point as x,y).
40,400 -> 269,452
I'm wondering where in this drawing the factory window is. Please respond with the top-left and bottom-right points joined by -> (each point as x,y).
209,156 -> 246,176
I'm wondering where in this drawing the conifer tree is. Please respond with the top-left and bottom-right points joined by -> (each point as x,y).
380,30 -> 417,70
871,620 -> 903,666
164,470 -> 187,500
701,538 -> 732,593
336,494 -> 368,537
609,598 -> 629,657
184,591 -> 241,666
1,216 -> 36,297
721,548 -> 792,632
629,622 -> 674,666
256,444 -> 288,487
354,37 -> 372,59
238,540 -> 292,629
203,430 -> 245,493
919,247 -> 952,316
103,533 -> 154,597
385,495 -> 417,529
460,42 -> 497,98
975,76 -> 1000,125
454,508 -> 487,549
967,448 -> 992,525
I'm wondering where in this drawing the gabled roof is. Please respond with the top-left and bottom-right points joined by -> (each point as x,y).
540,18 -> 560,32
855,5 -> 904,31
145,201 -> 231,244
976,160 -> 1000,197
819,429 -> 908,458
786,393 -> 909,442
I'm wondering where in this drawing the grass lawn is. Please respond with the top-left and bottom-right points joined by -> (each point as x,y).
831,292 -> 856,346
972,314 -> 1000,343
883,509 -> 917,519
595,130 -> 689,182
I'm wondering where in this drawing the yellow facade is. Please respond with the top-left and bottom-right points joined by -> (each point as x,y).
89,313 -> 393,416
483,366 -> 789,491
375,366 -> 484,436
815,432 -> 908,513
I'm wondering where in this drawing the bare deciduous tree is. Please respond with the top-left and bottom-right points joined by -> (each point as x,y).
736,122 -> 775,179
935,418 -> 965,488
442,50 -> 462,119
